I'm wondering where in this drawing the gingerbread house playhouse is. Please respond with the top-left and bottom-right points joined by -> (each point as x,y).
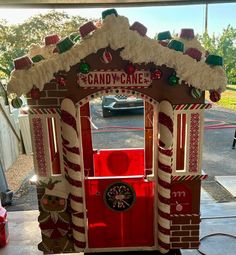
8,9 -> 227,255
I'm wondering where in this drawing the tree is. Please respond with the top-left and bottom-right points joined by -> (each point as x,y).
0,11 -> 88,78
198,26 -> 236,84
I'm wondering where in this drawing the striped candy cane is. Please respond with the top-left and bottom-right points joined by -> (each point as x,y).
61,98 -> 86,251
157,100 -> 174,254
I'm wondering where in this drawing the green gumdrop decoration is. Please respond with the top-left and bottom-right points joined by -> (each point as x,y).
168,74 -> 179,86
56,37 -> 74,54
205,55 -> 223,66
31,55 -> 44,63
69,32 -> 81,43
79,62 -> 90,74
102,9 -> 118,19
157,31 -> 172,41
168,40 -> 184,52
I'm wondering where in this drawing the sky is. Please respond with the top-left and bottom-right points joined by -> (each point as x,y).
0,3 -> 236,38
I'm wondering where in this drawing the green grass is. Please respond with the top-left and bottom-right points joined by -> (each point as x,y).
206,85 -> 236,110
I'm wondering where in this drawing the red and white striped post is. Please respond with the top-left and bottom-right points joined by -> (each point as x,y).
61,98 -> 86,251
157,100 -> 174,254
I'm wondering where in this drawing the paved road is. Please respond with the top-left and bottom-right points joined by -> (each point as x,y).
203,105 -> 236,176
6,100 -> 236,211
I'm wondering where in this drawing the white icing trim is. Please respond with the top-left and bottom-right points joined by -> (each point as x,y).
8,15 -> 227,96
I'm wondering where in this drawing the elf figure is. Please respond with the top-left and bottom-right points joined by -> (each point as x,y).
37,179 -> 73,253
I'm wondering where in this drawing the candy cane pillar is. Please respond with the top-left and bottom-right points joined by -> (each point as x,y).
157,100 -> 174,254
61,98 -> 86,251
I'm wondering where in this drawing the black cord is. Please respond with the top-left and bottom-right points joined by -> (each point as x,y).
197,233 -> 236,255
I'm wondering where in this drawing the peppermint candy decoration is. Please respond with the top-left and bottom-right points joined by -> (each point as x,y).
100,49 -> 112,64
11,97 -> 23,108
191,87 -> 202,99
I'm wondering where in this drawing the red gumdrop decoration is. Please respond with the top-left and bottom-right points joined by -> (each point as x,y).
30,87 -> 40,100
151,69 -> 162,80
209,90 -> 221,102
159,41 -> 168,47
124,63 -> 136,75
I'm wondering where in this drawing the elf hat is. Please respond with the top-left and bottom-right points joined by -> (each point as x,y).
45,181 -> 69,199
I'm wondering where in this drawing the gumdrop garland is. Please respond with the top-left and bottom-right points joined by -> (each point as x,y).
130,22 -> 147,37
185,48 -> 202,61
45,34 -> 60,46
179,28 -> 195,39
13,56 -> 32,70
102,8 -> 118,19
31,55 -> 45,63
168,40 -> 184,52
56,37 -> 74,54
79,21 -> 96,38
157,31 -> 172,41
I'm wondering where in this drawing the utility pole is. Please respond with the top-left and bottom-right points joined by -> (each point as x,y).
205,3 -> 208,34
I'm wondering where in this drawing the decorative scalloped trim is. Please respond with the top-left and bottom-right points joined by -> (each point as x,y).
76,88 -> 158,107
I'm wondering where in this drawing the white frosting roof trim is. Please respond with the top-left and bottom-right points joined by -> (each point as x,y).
7,15 -> 227,96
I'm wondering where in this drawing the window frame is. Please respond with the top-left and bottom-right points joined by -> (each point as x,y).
172,109 -> 204,176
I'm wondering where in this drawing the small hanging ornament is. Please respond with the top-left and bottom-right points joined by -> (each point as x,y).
30,87 -> 40,100
168,74 -> 179,86
100,49 -> 112,64
79,62 -> 91,74
209,90 -> 221,102
11,97 -> 23,109
56,75 -> 66,86
150,68 -> 162,80
124,63 -> 136,75
191,87 -> 202,99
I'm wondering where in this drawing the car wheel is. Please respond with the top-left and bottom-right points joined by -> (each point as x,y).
102,108 -> 112,118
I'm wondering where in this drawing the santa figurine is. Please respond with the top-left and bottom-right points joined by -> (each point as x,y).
37,179 -> 73,253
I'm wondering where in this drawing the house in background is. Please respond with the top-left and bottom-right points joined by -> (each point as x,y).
7,10 -> 227,255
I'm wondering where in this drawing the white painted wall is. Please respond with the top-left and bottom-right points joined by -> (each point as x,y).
0,98 -> 20,171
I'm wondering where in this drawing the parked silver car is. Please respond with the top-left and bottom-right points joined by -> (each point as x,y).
101,95 -> 144,117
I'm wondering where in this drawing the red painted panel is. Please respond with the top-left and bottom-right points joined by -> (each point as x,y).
144,101 -> 153,176
80,102 -> 94,176
93,149 -> 144,177
85,177 -> 154,248
176,114 -> 187,170
47,118 -> 61,174
171,183 -> 192,214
